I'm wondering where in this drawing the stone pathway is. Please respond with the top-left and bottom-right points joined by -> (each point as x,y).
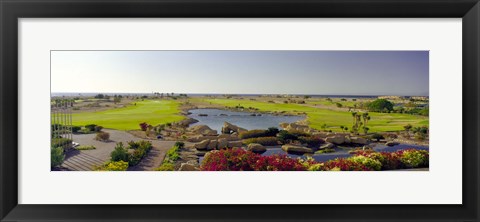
60,129 -> 183,171
61,149 -> 104,171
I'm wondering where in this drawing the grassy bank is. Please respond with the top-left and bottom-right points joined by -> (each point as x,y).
72,100 -> 184,130
203,98 -> 428,132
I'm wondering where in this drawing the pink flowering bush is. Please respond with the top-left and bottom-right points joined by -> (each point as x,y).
200,148 -> 429,171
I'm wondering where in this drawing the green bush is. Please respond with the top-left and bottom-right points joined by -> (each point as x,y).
111,142 -> 128,162
243,137 -> 279,146
75,145 -> 96,150
239,129 -> 269,139
72,126 -> 81,133
315,148 -> 335,154
155,162 -> 175,171
366,99 -> 394,112
298,136 -> 324,148
85,124 -> 97,131
370,133 -> 385,142
51,138 -> 72,148
51,146 -> 65,168
126,140 -> 153,166
350,155 -> 382,171
96,161 -> 129,171
94,125 -> 103,132
277,130 -> 298,143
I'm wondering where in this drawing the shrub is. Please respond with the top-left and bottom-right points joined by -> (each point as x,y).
96,161 -> 129,171
399,149 -> 429,168
94,125 -> 103,132
298,136 -> 324,148
315,148 -> 335,154
155,162 -> 175,171
85,124 -> 97,131
95,132 -> 110,141
252,155 -> 307,171
51,138 -> 72,148
126,140 -> 153,166
265,127 -> 280,137
239,129 -> 268,139
111,142 -> 128,162
321,158 -> 372,171
350,156 -> 382,171
139,122 -> 148,131
174,141 -> 185,148
72,126 -> 81,133
277,130 -> 298,143
370,133 -> 384,142
243,137 -> 279,146
75,145 -> 96,150
51,146 -> 65,168
366,99 -> 394,112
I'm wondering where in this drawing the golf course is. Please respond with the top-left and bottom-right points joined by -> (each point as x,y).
71,100 -> 184,130
68,96 -> 428,133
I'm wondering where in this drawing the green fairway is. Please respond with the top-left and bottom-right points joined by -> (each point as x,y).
72,100 -> 184,130
204,99 -> 428,132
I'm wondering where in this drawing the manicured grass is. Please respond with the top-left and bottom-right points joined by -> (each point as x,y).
72,100 -> 184,130
204,99 -> 428,132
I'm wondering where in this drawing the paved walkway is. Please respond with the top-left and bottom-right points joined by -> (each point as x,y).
61,150 -> 104,171
61,129 -> 180,171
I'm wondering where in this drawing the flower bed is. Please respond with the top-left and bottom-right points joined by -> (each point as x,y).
200,148 -> 429,171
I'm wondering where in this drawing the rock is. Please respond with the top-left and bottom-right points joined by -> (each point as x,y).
176,118 -> 199,127
219,113 -> 228,116
179,163 -> 199,171
207,140 -> 218,150
218,134 -> 240,141
250,113 -> 256,116
221,122 -> 247,134
344,136 -> 351,144
228,141 -> 243,148
188,125 -> 218,136
325,135 -> 345,145
194,139 -> 210,150
217,138 -> 229,149
198,114 -> 208,116
319,143 -> 335,150
281,144 -> 313,154
385,141 -> 400,146
350,137 -> 368,145
247,143 -> 266,153
186,160 -> 199,166
280,122 -> 310,132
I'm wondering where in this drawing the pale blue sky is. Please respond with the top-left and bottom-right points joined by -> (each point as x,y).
51,51 -> 429,96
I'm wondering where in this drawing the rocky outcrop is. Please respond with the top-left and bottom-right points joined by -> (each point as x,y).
228,141 -> 244,148
221,122 -> 247,134
385,141 -> 400,146
175,118 -> 199,127
179,163 -> 199,171
188,125 -> 218,136
319,143 -> 335,150
280,122 -> 311,133
247,143 -> 266,153
350,137 -> 368,145
325,135 -> 345,145
281,144 -> 313,154
207,140 -> 218,150
217,138 -> 229,149
194,139 -> 210,150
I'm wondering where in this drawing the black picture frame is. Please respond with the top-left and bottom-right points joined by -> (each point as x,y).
1,0 -> 479,221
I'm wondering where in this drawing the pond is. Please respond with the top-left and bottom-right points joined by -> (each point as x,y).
187,108 -> 304,132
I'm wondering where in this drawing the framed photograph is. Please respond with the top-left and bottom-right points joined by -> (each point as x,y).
1,0 -> 479,221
